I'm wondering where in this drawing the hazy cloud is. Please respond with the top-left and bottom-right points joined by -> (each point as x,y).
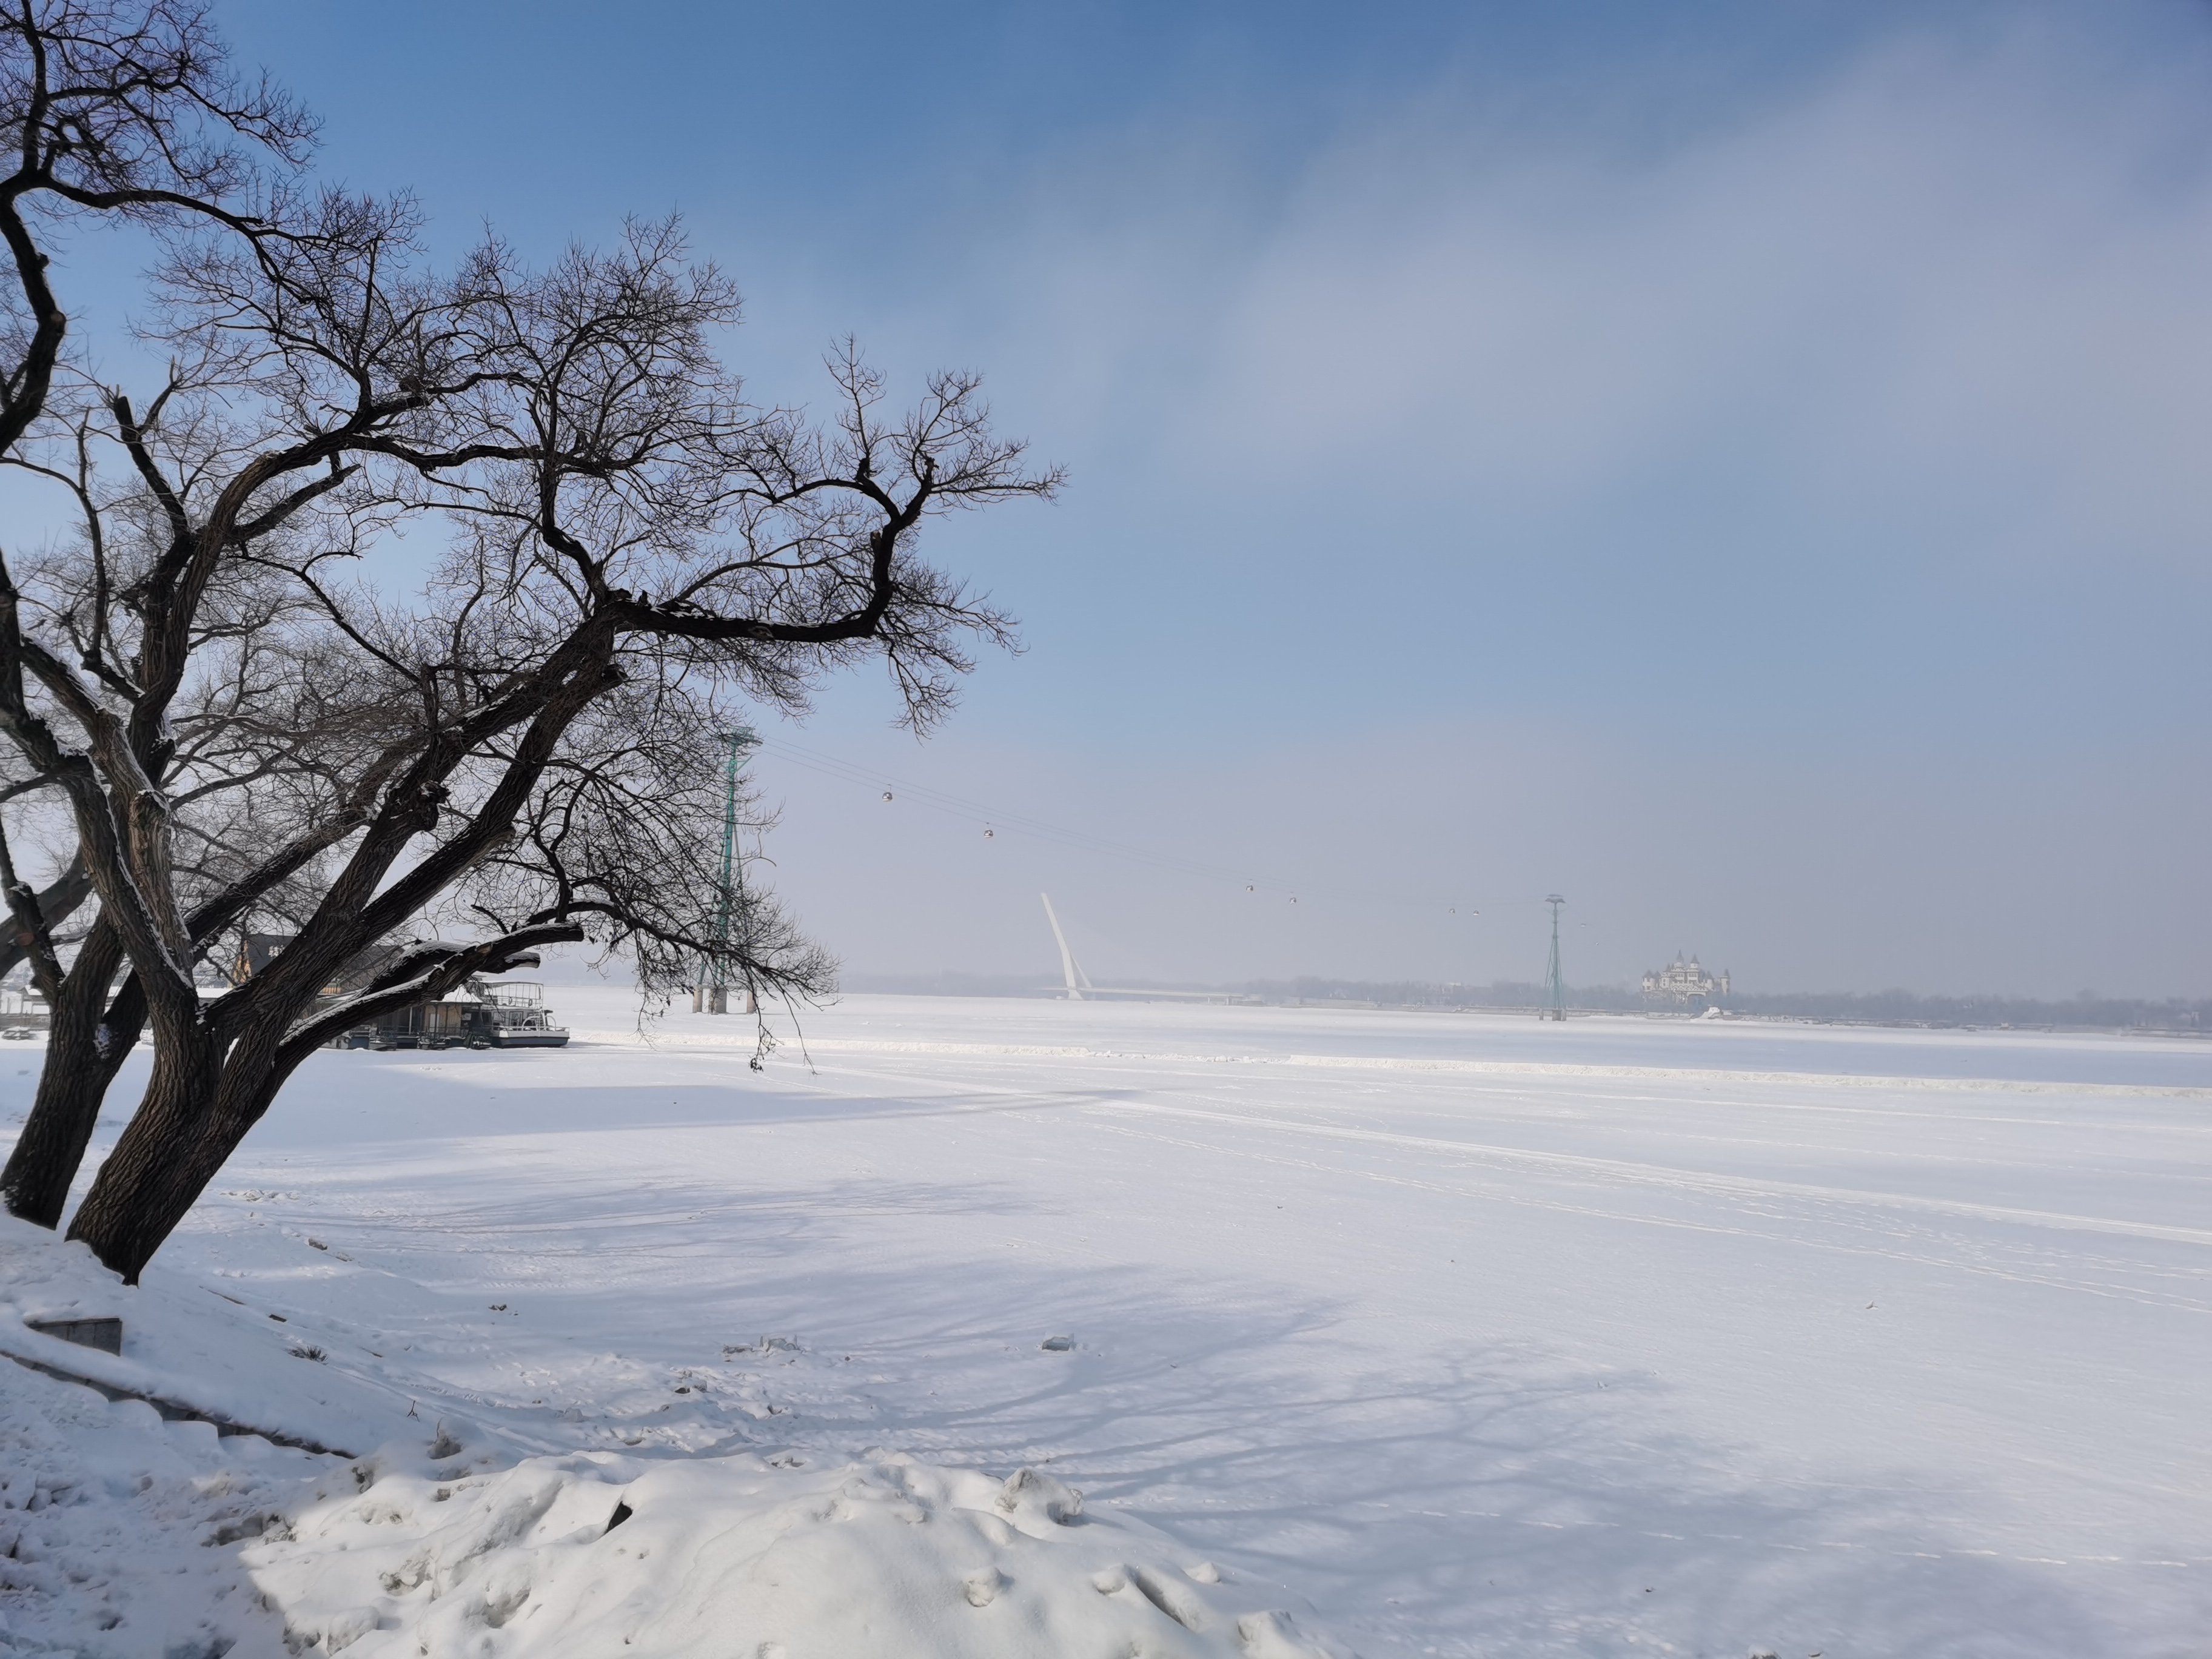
744,16 -> 2212,998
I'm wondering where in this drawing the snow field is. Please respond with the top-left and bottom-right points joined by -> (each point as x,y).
0,1328 -> 320,1659
0,1221 -> 1346,1659
4,991 -> 2210,1656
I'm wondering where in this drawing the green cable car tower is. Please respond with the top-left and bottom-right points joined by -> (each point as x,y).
699,726 -> 759,1014
1543,894 -> 1566,1021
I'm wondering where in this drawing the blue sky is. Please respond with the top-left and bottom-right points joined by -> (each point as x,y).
167,2 -> 2212,995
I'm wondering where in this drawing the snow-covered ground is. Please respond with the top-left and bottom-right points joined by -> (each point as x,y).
4,991 -> 2209,1657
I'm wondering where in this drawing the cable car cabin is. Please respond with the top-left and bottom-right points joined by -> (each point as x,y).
337,982 -> 570,1051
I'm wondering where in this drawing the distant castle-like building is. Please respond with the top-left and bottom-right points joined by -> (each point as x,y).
1642,952 -> 1729,1010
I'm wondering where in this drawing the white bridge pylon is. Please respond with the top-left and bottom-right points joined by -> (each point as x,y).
1039,892 -> 1094,1000
1036,893 -> 1253,1003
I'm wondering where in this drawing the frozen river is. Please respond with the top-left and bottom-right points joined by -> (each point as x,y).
13,992 -> 2209,1656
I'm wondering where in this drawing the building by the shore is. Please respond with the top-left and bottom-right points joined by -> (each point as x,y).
1642,952 -> 1729,1010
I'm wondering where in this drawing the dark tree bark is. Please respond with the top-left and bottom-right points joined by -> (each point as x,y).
0,919 -> 130,1225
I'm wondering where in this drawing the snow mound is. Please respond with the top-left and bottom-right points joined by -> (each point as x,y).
0,1347 -> 311,1659
251,1449 -> 1352,1658
0,1215 -> 427,1458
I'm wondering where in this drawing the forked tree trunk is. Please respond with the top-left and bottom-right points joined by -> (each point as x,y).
64,1016 -> 244,1283
0,923 -> 144,1226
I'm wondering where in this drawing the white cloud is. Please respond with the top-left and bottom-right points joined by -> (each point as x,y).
955,22 -> 2212,574
735,16 -> 2212,997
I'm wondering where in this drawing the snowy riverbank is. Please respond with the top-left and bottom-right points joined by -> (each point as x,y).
4,993 -> 2209,1655
0,1218 -> 1345,1658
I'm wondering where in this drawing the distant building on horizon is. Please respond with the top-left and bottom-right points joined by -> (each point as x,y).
1642,952 -> 1730,1011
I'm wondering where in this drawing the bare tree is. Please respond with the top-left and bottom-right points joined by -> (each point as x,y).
0,0 -> 312,453
0,220 -> 1054,1281
0,169 -> 542,1227
0,318 -> 470,1224
0,0 -> 324,1221
0,8 -> 1056,1279
452,670 -> 828,1011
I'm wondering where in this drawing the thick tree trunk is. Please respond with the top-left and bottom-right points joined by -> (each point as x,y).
65,1019 -> 231,1282
64,918 -> 589,1280
65,1019 -> 294,1283
0,923 -> 141,1226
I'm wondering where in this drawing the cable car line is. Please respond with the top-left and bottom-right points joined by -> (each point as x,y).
751,735 -> 1486,917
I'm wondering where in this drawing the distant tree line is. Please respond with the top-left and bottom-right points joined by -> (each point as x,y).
1714,987 -> 2207,1030
844,971 -> 2209,1031
1247,976 -> 1626,1010
1255,978 -> 2209,1029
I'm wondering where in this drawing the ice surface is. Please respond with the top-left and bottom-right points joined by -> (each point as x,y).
3,993 -> 2209,1655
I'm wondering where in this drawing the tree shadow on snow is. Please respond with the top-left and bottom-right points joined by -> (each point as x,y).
172,1139 -> 2190,1659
